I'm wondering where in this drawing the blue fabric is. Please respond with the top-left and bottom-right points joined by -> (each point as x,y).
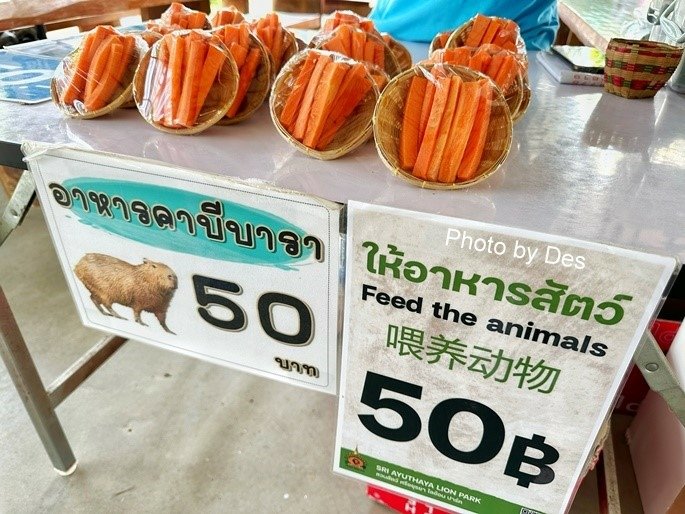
369,0 -> 558,50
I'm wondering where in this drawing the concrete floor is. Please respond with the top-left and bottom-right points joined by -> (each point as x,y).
0,201 -> 601,514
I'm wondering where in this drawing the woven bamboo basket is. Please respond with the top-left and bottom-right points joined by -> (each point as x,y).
311,26 -> 402,78
133,35 -> 239,135
382,34 -> 412,72
429,31 -> 453,55
604,38 -> 683,98
51,36 -> 146,119
216,32 -> 271,125
270,49 -> 380,160
374,64 -> 512,189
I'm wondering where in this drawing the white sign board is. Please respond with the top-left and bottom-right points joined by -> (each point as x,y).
335,201 -> 676,513
25,144 -> 341,394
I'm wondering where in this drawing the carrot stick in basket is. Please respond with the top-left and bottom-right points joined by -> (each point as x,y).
481,19 -> 502,44
363,41 -> 375,64
413,75 -> 451,180
352,30 -> 366,61
62,31 -> 97,104
165,35 -> 185,126
272,25 -> 284,70
469,51 -> 491,73
399,75 -> 427,170
417,75 -> 436,145
84,35 -> 114,102
426,75 -> 461,181
292,53 -> 332,140
176,38 -> 207,126
466,14 -> 491,46
317,64 -> 371,149
373,42 -> 384,67
229,42 -> 248,68
279,52 -> 318,130
227,47 -> 261,118
494,55 -> 517,91
438,80 -> 480,182
457,80 -> 492,180
303,61 -> 349,148
84,40 -> 123,111
486,53 -> 505,79
194,44 -> 226,120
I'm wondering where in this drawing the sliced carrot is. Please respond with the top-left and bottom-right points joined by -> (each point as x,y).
360,20 -> 376,33
258,27 -> 274,52
373,42 -> 384,67
417,75 -> 436,145
239,23 -> 250,48
481,19 -> 502,45
84,41 -> 123,111
465,14 -> 491,47
438,80 -> 480,182
426,75 -> 461,181
438,32 -> 449,48
272,25 -> 284,70
337,25 -> 353,56
165,35 -> 185,127
457,80 -> 492,180
494,55 -> 517,91
176,38 -> 207,126
443,47 -> 471,66
486,53 -> 504,79
194,44 -> 226,119
317,64 -> 371,149
222,25 -> 241,45
399,75 -> 427,170
189,12 -> 206,29
292,53 -> 332,140
493,20 -> 518,48
229,42 -> 248,68
363,41 -> 375,65
469,51 -> 491,73
227,47 -> 261,118
303,61 -> 349,147
279,52 -> 318,130
502,41 -> 517,52
84,35 -> 114,102
324,37 -> 347,56
62,31 -> 96,104
351,30 -> 365,62
413,75 -> 451,180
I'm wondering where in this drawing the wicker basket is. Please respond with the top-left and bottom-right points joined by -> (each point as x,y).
133,35 -> 239,135
270,49 -> 379,160
51,36 -> 146,119
217,32 -> 272,125
382,34 -> 412,72
373,64 -> 512,190
604,38 -> 683,99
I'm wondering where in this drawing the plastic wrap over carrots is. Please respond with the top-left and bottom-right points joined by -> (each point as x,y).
447,14 -> 526,57
321,10 -> 379,35
210,6 -> 245,28
312,25 -> 401,78
213,22 -> 271,123
52,25 -> 146,117
133,30 -> 238,134
373,63 -> 512,188
270,49 -> 379,159
159,2 -> 210,30
251,13 -> 296,75
430,46 -> 524,95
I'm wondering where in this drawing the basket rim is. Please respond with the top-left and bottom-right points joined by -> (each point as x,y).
607,38 -> 684,52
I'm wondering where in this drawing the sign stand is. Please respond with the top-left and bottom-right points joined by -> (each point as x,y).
1,172 -> 684,482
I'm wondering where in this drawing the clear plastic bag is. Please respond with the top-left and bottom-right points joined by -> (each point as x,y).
133,30 -> 239,134
320,10 -> 379,36
210,6 -> 245,28
52,25 -> 147,118
446,14 -> 527,58
159,2 -> 210,30
251,13 -> 298,76
429,45 -> 530,122
373,62 -> 512,189
270,48 -> 379,160
212,23 -> 272,124
311,25 -> 402,78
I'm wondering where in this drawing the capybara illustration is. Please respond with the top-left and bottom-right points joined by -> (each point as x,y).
74,253 -> 178,334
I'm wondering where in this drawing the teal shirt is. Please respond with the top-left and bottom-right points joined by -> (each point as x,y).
369,0 -> 558,50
